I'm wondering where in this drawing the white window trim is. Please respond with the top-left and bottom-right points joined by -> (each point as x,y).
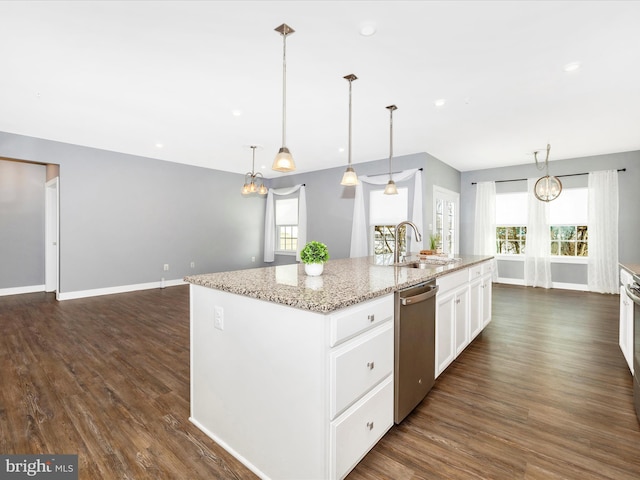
496,254 -> 587,265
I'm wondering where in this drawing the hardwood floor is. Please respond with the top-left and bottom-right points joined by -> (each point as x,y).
350,284 -> 640,480
1,284 -> 639,479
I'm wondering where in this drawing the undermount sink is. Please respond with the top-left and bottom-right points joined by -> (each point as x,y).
397,258 -> 462,268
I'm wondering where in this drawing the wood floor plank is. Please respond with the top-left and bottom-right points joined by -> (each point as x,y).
2,284 -> 640,479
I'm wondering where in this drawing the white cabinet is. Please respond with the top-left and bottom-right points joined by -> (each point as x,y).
190,285 -> 394,480
620,268 -> 634,374
436,269 -> 469,376
436,260 -> 492,378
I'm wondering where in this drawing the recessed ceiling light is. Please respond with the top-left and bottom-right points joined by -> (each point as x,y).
232,109 -> 243,117
360,23 -> 376,36
434,98 -> 446,107
155,143 -> 164,149
338,147 -> 345,153
563,61 -> 581,72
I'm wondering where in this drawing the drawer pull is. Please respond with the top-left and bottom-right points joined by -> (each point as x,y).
456,299 -> 461,304
367,361 -> 375,370
366,421 -> 374,430
368,314 -> 375,323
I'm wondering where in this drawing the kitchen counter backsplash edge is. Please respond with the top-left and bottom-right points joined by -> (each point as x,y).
184,255 -> 493,313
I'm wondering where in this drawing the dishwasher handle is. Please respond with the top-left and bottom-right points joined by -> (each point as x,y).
401,285 -> 439,305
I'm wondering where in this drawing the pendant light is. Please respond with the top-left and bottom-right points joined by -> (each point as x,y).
272,23 -> 296,172
533,144 -> 562,202
340,74 -> 359,186
241,146 -> 268,196
383,105 -> 398,195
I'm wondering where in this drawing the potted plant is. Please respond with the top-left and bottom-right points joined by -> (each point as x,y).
430,234 -> 441,254
300,240 -> 330,276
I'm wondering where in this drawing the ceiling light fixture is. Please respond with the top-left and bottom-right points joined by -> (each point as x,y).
360,23 -> 376,36
272,23 -> 296,172
563,61 -> 581,72
434,98 -> 446,107
533,143 -> 562,202
242,145 -> 268,196
340,74 -> 359,186
383,105 -> 399,195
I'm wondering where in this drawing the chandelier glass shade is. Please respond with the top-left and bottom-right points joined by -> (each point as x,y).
383,104 -> 398,195
340,74 -> 359,186
242,146 -> 268,196
533,144 -> 562,202
272,24 -> 296,173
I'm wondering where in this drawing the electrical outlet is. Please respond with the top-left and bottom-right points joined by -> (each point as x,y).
251,256 -> 255,262
190,261 -> 195,268
214,306 -> 224,330
163,264 -> 169,271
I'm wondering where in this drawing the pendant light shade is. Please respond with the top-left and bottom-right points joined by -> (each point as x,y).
272,23 -> 296,172
384,104 -> 398,195
241,146 -> 268,196
340,74 -> 359,186
533,144 -> 562,202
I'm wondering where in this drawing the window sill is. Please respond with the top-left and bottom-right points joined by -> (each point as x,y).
496,254 -> 588,265
275,251 -> 297,257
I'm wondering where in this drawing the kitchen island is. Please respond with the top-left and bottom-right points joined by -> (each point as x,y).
185,254 -> 493,480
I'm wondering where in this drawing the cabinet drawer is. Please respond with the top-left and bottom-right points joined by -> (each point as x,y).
331,376 -> 393,480
469,265 -> 482,281
330,322 -> 393,419
437,268 -> 468,292
329,294 -> 393,347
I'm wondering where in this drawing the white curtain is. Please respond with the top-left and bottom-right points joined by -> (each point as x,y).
349,168 -> 423,258
524,178 -> 552,288
473,181 -> 497,279
587,170 -> 619,294
264,184 -> 307,262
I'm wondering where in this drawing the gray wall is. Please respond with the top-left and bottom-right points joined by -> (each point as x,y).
0,160 -> 46,288
0,131 -> 266,294
269,152 -> 461,265
460,150 -> 640,284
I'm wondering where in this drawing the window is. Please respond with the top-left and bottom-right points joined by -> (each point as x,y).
275,197 -> 298,254
495,188 -> 588,257
369,187 -> 408,255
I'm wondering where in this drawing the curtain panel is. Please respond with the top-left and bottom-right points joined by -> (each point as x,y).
264,184 -> 307,262
587,170 -> 619,294
524,178 -> 552,288
473,181 -> 497,279
349,169 -> 423,258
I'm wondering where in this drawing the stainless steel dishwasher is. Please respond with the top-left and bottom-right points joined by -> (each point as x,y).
394,280 -> 439,423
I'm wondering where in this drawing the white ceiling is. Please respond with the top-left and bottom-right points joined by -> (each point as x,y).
1,1 -> 639,177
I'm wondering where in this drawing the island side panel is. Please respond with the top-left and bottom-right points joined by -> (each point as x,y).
189,284 -> 329,479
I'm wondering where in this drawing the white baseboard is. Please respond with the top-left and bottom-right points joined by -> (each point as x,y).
0,284 -> 45,297
496,277 -> 588,292
57,278 -> 186,301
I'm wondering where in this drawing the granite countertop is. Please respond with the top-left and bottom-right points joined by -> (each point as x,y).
184,254 -> 493,313
620,263 -> 640,277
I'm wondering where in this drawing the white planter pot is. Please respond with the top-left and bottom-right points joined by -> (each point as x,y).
304,263 -> 324,276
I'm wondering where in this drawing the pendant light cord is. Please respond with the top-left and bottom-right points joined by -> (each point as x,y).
348,78 -> 353,166
282,31 -> 287,147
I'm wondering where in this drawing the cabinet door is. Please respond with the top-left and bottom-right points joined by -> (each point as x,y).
469,278 -> 483,339
435,292 -> 455,378
620,285 -> 634,374
454,286 -> 469,356
482,273 -> 492,327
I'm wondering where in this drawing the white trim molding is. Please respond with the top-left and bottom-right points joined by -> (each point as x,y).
57,278 -> 186,301
0,284 -> 45,297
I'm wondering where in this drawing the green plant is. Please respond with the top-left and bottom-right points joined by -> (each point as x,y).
429,234 -> 440,250
300,241 -> 330,264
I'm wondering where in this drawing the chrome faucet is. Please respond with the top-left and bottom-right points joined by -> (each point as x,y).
394,221 -> 422,264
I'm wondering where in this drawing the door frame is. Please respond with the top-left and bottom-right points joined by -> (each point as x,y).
45,176 -> 59,296
433,185 -> 460,255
